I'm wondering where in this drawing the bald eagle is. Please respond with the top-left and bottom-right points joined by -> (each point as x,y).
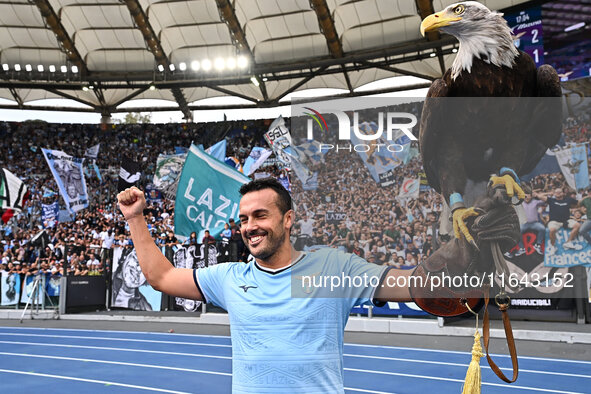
419,1 -> 562,244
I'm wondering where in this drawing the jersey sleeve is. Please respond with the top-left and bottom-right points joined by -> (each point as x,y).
341,251 -> 390,308
194,263 -> 234,310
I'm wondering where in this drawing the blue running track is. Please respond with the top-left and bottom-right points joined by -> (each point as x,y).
0,327 -> 588,393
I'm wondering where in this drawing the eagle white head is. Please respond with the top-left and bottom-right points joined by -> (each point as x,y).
420,1 -> 519,80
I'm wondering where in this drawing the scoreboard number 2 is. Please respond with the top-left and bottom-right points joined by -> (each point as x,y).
531,29 -> 539,43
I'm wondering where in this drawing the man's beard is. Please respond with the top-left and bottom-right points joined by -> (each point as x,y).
245,228 -> 287,261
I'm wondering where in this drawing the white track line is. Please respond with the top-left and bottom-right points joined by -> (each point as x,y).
1,326 -> 588,365
0,352 -> 231,376
0,341 -> 231,359
344,368 -> 583,394
345,388 -> 396,394
0,341 -> 584,391
0,354 -> 389,394
344,343 -> 591,365
1,334 -> 585,379
0,332 -> 231,348
0,326 -> 230,340
344,353 -> 591,379
0,368 -> 191,394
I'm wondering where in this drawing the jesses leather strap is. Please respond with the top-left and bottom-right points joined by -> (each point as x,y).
482,291 -> 519,383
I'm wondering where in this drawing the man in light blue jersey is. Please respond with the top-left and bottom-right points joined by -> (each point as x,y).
117,178 -> 511,393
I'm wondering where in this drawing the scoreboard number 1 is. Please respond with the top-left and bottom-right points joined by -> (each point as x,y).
533,49 -> 539,63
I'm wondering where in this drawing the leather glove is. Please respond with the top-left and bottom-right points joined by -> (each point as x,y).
409,196 -> 519,317
471,203 -> 520,253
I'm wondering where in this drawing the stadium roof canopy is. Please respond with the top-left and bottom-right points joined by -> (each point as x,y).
0,0 -> 545,120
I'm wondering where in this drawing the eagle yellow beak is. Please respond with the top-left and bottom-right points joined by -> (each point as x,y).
420,13 -> 462,36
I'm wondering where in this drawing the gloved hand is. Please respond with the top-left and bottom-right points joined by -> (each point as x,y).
471,203 -> 520,252
409,196 -> 520,317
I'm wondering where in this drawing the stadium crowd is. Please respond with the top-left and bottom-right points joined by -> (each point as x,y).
1,105 -> 590,291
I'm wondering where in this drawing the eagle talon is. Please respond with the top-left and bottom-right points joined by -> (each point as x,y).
452,207 -> 481,250
489,174 -> 525,204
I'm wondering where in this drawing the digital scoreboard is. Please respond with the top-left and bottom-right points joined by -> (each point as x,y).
504,6 -> 545,67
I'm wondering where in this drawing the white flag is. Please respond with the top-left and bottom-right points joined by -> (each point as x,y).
398,178 -> 420,200
0,168 -> 28,211
84,143 -> 100,159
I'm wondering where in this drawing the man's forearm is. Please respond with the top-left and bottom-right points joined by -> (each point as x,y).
374,268 -> 413,302
127,216 -> 172,287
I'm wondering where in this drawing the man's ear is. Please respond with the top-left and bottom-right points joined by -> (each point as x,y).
284,210 -> 295,231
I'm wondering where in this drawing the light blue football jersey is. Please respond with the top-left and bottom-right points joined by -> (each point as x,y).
194,248 -> 389,393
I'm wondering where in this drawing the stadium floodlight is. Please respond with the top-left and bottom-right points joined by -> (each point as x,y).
71,65 -> 78,73
157,64 -> 165,72
201,59 -> 212,71
191,60 -> 200,71
237,56 -> 248,69
60,65 -> 67,73
429,52 -> 436,57
250,76 -> 260,87
226,57 -> 236,70
88,84 -> 94,90
179,62 -> 186,71
452,48 -> 458,53
25,64 -> 32,72
149,84 -> 156,91
214,58 -> 225,71
49,65 -> 56,72
169,63 -> 175,71
262,77 -> 268,82
2,64 -> 8,71
37,65 -> 44,72
14,64 -> 21,71
82,86 -> 89,91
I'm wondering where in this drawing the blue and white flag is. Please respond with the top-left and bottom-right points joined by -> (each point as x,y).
42,187 -> 57,198
175,144 -> 250,241
555,143 -> 589,191
265,117 -> 313,185
146,184 -> 163,203
41,201 -> 59,228
1,272 -> 20,306
93,162 -> 102,183
302,172 -> 319,191
350,121 -> 411,186
205,140 -> 227,162
153,153 -> 187,199
41,148 -> 89,213
243,147 -> 273,175
21,275 -> 44,305
46,275 -> 61,297
84,143 -> 100,159
295,141 -> 326,165
175,146 -> 189,155
278,174 -> 291,192
398,177 -> 420,201
264,116 -> 292,165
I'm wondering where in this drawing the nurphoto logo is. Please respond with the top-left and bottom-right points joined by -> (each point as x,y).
302,108 -> 418,153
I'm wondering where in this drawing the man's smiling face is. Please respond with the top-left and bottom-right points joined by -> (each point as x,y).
238,188 -> 292,262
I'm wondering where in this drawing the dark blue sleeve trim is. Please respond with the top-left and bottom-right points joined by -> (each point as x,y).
373,266 -> 395,307
193,269 -> 208,304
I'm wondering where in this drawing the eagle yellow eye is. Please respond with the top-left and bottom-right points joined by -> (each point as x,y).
453,4 -> 465,14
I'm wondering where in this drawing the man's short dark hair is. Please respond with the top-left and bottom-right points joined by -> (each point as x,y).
239,177 -> 292,215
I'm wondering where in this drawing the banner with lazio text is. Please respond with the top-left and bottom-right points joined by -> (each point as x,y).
41,148 -> 89,213
175,144 -> 250,241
